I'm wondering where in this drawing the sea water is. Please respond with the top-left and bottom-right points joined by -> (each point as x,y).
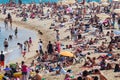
0,0 -> 112,4
0,22 -> 37,63
0,0 -> 59,4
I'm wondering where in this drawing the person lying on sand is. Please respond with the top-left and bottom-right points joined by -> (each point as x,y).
98,42 -> 107,53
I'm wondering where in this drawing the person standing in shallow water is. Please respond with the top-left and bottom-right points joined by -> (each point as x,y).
14,27 -> 18,38
3,38 -> 8,51
4,18 -> 8,30
7,13 -> 12,29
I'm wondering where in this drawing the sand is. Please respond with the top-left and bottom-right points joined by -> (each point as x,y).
0,6 -> 120,80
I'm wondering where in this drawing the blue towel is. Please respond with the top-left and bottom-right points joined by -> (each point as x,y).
114,30 -> 120,35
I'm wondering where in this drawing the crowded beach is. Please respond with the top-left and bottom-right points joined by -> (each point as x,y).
0,0 -> 120,80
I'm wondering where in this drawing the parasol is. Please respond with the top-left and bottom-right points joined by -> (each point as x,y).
60,51 -> 74,57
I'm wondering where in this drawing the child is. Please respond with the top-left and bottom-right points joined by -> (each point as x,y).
29,37 -> 32,45
22,49 -> 26,59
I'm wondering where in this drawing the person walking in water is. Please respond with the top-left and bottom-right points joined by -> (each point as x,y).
15,27 -> 18,38
3,38 -> 8,51
4,18 -> 8,30
7,13 -> 12,29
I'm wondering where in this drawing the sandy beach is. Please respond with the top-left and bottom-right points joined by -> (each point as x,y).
0,1 -> 120,80
0,13 -> 54,65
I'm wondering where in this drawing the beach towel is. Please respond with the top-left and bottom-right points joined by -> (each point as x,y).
114,30 -> 120,35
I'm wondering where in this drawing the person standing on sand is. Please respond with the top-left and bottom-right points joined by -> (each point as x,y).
56,30 -> 60,41
56,40 -> 61,53
3,38 -> 8,51
26,41 -> 30,52
21,61 -> 28,80
0,51 -> 5,68
38,41 -> 44,55
14,27 -> 18,38
47,41 -> 54,55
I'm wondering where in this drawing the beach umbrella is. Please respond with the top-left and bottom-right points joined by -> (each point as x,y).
60,51 -> 74,57
96,13 -> 110,19
114,9 -> 120,14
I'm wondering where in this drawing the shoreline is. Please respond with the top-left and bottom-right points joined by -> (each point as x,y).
0,14 -> 54,66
